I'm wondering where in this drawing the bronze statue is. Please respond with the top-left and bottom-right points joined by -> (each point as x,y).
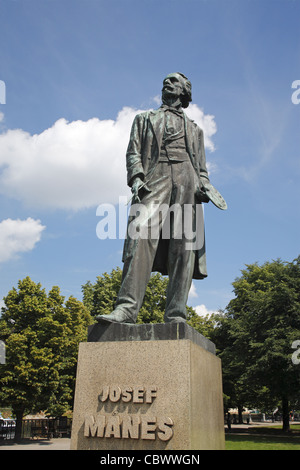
97,73 -> 226,325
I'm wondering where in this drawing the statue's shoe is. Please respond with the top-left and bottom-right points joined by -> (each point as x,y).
164,316 -> 186,323
95,310 -> 134,324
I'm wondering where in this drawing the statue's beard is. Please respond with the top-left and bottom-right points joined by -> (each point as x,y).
161,90 -> 182,107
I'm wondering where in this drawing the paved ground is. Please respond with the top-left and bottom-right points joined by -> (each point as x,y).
226,420 -> 300,429
1,422 -> 298,450
0,437 -> 71,450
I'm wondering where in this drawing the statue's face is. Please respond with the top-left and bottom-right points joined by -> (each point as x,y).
162,73 -> 185,101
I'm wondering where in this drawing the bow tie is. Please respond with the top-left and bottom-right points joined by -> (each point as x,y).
160,105 -> 183,117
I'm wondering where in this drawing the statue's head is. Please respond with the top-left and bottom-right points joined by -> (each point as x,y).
162,72 -> 192,108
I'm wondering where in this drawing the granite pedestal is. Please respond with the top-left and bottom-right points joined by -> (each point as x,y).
70,322 -> 225,450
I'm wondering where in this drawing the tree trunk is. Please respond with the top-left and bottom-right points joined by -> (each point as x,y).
282,396 -> 290,432
238,404 -> 243,424
14,408 -> 24,441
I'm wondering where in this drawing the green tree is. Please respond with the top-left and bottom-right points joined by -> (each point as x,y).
82,267 -> 215,334
213,257 -> 300,431
82,267 -> 167,323
187,306 -> 218,339
0,277 -> 92,440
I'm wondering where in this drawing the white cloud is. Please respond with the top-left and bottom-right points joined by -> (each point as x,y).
0,218 -> 45,263
185,104 -> 217,152
188,282 -> 198,299
152,95 -> 161,105
194,304 -> 215,317
0,105 -> 217,211
188,284 -> 216,317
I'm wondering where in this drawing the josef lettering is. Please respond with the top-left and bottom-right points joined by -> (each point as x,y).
98,385 -> 157,404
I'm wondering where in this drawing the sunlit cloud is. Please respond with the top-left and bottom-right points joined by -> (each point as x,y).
0,218 -> 45,263
0,105 -> 217,210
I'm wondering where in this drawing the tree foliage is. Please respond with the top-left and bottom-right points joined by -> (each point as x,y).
82,267 -> 214,335
213,257 -> 300,430
6,257 -> 298,436
0,277 -> 93,439
82,267 -> 167,324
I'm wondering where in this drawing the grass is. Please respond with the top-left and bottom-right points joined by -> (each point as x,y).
225,424 -> 300,450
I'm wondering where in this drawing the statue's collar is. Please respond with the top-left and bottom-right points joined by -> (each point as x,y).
159,104 -> 183,116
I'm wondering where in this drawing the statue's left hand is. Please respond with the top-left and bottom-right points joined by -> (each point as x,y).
196,184 -> 210,203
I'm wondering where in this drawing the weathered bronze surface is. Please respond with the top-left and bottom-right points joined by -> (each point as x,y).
88,322 -> 216,354
96,73 -> 226,325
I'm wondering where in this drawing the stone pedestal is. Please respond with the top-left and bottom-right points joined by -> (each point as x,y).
70,323 -> 225,450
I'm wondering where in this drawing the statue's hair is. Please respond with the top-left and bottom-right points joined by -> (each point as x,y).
176,72 -> 192,108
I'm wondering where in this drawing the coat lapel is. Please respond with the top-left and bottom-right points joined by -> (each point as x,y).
149,109 -> 165,150
183,113 -> 198,173
149,109 -> 197,173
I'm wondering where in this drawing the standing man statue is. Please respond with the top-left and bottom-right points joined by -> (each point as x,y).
97,72 -> 226,325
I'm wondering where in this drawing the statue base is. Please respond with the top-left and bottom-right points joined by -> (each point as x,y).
70,322 -> 225,450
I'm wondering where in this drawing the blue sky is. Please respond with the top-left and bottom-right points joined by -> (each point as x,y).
0,0 -> 299,316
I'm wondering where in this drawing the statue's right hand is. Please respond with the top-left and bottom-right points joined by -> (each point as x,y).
131,176 -> 144,203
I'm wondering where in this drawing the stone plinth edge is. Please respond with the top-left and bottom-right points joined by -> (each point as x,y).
88,321 -> 216,355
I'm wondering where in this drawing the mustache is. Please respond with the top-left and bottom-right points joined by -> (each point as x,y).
162,83 -> 183,92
